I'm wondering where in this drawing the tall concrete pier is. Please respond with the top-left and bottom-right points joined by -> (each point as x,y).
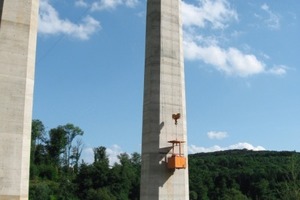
140,0 -> 189,199
0,0 -> 39,199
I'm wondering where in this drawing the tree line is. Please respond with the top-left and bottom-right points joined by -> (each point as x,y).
30,119 -> 140,200
30,120 -> 300,199
189,150 -> 300,199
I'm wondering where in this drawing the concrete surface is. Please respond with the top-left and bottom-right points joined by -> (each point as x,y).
140,0 -> 189,199
0,0 -> 39,199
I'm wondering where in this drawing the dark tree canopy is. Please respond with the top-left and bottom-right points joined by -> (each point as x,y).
29,120 -> 141,200
189,149 -> 300,200
30,120 -> 300,200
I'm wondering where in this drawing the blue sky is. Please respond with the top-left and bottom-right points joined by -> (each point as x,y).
33,0 -> 300,164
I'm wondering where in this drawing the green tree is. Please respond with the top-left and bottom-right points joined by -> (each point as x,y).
47,124 -> 84,169
31,119 -> 46,145
75,146 -> 111,199
86,188 -> 116,200
70,139 -> 84,173
29,182 -> 52,200
30,120 -> 46,179
189,191 -> 198,200
279,154 -> 300,199
30,120 -> 86,200
108,152 -> 141,200
62,123 -> 84,168
94,146 -> 109,165
47,126 -> 68,166
75,163 -> 95,199
223,188 -> 249,200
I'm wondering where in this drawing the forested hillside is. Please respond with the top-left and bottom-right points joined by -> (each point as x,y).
189,150 -> 300,200
29,120 -> 300,199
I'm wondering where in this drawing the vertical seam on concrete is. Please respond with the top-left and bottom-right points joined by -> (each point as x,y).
0,0 -> 4,28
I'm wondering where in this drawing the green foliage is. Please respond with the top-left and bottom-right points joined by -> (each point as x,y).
47,126 -> 68,165
29,182 -> 51,200
86,188 -> 116,200
188,149 -> 300,200
190,191 -> 198,200
30,120 -> 46,180
31,119 -> 46,144
29,120 -> 141,199
30,120 -> 300,200
93,146 -> 109,165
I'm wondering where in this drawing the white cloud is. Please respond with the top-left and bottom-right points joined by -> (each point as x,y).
261,3 -> 269,11
183,31 -> 287,77
227,48 -> 265,76
189,144 -> 223,153
81,147 -> 94,163
207,131 -> 228,140
261,3 -> 280,30
75,0 -> 89,8
124,0 -> 139,8
91,0 -> 138,11
182,0 -> 287,77
184,39 -> 266,77
188,142 -> 265,154
182,0 -> 238,29
228,143 -> 265,151
106,144 -> 123,165
80,144 -> 123,166
267,65 -> 287,75
38,0 -> 100,40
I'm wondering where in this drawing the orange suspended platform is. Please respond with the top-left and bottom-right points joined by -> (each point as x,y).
167,140 -> 186,169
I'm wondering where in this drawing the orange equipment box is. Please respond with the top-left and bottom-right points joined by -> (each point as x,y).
167,155 -> 186,169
